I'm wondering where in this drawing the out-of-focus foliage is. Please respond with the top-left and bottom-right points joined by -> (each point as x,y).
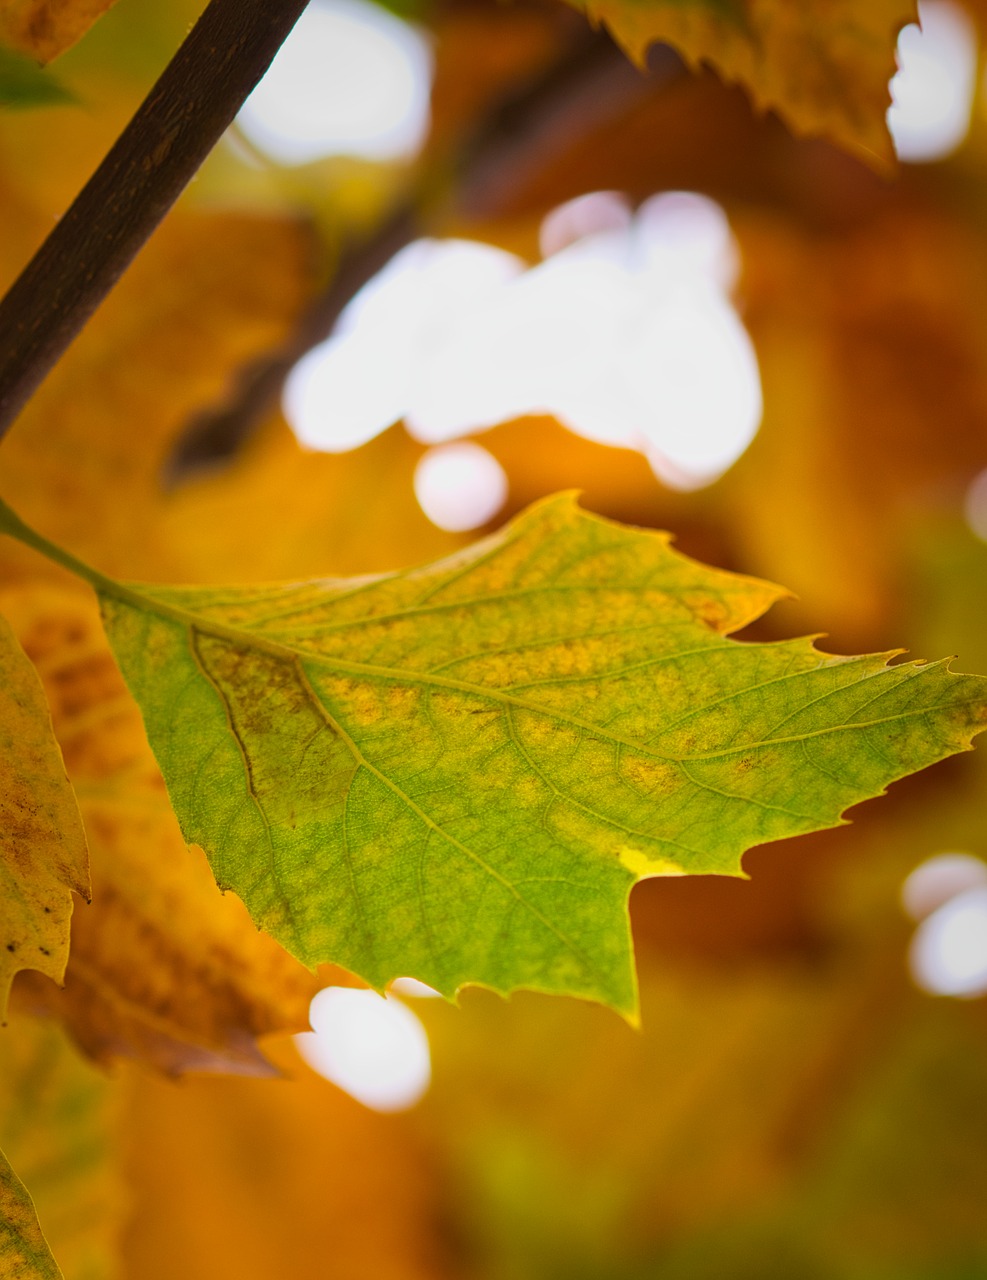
0,1014 -> 119,1280
121,1038 -> 441,1280
572,0 -> 915,166
0,1150 -> 61,1280
0,47 -> 72,106
0,0 -> 118,62
0,212 -> 312,582
0,0 -> 986,1276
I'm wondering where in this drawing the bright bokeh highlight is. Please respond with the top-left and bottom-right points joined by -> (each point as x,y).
888,0 -> 977,163
901,852 -> 987,920
237,0 -> 432,164
909,887 -> 987,998
963,467 -> 987,542
390,977 -> 443,998
284,238 -> 525,453
414,443 -> 508,532
539,190 -> 632,257
904,854 -> 987,999
295,987 -> 431,1111
634,190 -> 739,293
285,190 -> 762,505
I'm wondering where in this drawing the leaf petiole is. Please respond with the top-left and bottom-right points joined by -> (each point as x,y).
0,496 -> 118,598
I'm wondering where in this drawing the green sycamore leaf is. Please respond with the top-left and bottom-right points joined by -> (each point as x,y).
2,494 -> 985,1018
0,1148 -> 62,1280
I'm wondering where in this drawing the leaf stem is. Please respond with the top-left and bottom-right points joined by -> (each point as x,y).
0,0 -> 312,443
0,496 -> 124,597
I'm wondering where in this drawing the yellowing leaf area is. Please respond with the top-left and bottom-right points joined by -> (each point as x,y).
1,0 -> 987,1276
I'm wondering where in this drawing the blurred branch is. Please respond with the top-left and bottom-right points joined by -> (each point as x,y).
167,27 -> 682,479
0,0 -> 314,445
454,30 -> 673,218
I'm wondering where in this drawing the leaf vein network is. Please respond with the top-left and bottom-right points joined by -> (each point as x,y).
290,657 -> 603,983
252,582 -> 692,638
189,628 -> 303,950
504,704 -> 706,859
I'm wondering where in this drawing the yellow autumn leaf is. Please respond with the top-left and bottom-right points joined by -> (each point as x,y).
0,609 -> 88,1018
5,583 -> 320,1074
0,200 -> 319,1074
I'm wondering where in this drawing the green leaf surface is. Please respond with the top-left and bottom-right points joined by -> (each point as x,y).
0,1147 -> 61,1280
3,494 -> 985,1017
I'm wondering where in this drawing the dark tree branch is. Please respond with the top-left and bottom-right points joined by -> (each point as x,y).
454,33 -> 669,218
0,0 -> 312,443
167,29 -> 681,478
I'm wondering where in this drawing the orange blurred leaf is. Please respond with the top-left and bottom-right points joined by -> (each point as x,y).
0,1013 -> 120,1280
122,1037 -> 440,1280
0,0 -> 117,63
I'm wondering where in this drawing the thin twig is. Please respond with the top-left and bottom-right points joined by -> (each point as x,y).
0,0 -> 312,442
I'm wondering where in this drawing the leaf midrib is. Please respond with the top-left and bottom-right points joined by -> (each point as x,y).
104,578 -> 972,772
107,578 -> 981,873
